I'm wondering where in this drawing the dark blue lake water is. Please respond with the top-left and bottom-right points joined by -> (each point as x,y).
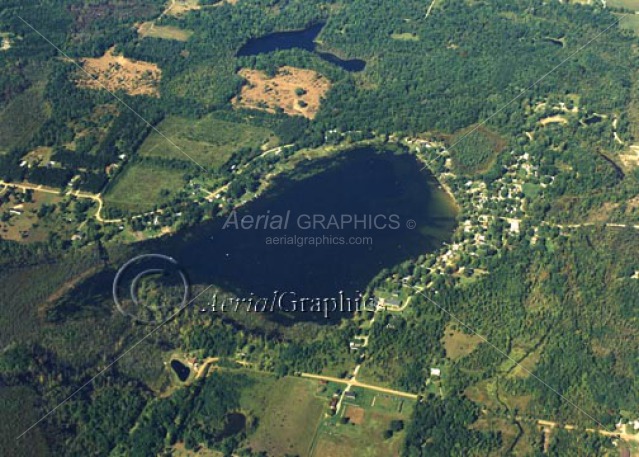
237,23 -> 366,72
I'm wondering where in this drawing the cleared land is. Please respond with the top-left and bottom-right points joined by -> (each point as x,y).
103,162 -> 186,213
165,0 -> 201,16
137,22 -> 193,41
608,0 -> 639,9
312,387 -> 414,457
76,47 -> 161,97
233,66 -> 331,119
442,324 -> 483,361
618,14 -> 639,35
240,372 -> 325,457
620,145 -> 639,169
390,32 -> 419,41
138,115 -> 277,168
539,115 -> 568,126
0,191 -> 71,243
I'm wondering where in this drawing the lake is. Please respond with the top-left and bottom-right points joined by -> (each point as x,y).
170,359 -> 190,382
58,147 -> 456,324
155,146 -> 457,321
237,23 -> 366,72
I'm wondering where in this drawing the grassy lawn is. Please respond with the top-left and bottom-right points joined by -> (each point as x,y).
138,114 -> 277,169
103,162 -> 186,213
311,388 -> 415,457
238,371 -> 325,457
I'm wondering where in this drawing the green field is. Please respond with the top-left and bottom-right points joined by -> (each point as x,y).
238,371 -> 326,457
618,13 -> 639,35
609,0 -> 639,9
0,83 -> 49,154
103,162 -> 186,212
311,387 -> 415,457
138,115 -> 277,169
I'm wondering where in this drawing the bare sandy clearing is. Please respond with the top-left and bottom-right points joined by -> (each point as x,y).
76,47 -> 161,97
539,115 -> 568,126
620,145 -> 639,169
165,0 -> 201,16
345,405 -> 365,425
232,66 -> 331,119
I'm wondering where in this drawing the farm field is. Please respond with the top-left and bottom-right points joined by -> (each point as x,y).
103,162 -> 186,213
238,371 -> 325,457
311,387 -> 415,457
138,115 -> 277,168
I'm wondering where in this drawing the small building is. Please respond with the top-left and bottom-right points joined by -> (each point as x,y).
430,367 -> 441,377
345,391 -> 356,400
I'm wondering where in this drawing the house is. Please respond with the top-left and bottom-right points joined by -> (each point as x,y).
430,368 -> 441,377
344,391 -> 356,400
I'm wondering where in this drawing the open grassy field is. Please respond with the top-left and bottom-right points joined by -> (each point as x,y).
238,371 -> 325,457
311,387 -> 415,457
609,0 -> 639,9
0,83 -> 49,154
442,324 -> 483,361
138,115 -> 277,169
103,162 -> 186,212
618,13 -> 639,35
137,22 -> 193,41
